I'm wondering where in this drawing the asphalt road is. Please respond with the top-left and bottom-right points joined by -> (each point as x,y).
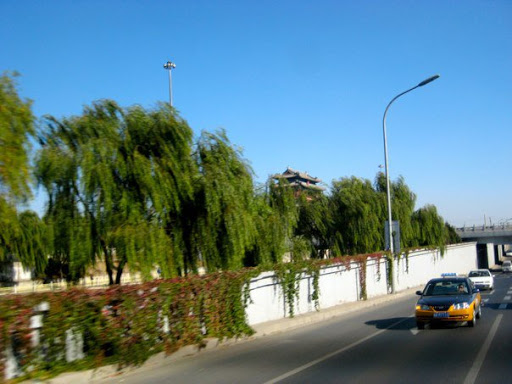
99,273 -> 512,384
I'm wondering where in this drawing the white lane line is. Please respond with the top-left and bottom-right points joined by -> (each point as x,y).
463,314 -> 503,384
504,296 -> 511,301
262,317 -> 411,384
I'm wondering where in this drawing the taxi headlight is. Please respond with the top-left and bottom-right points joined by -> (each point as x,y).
452,302 -> 469,310
416,304 -> 430,311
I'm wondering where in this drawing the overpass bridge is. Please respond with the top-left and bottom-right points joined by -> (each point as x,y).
456,224 -> 512,244
455,224 -> 512,270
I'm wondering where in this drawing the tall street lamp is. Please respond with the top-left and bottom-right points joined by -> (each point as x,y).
383,74 -> 439,292
163,60 -> 176,106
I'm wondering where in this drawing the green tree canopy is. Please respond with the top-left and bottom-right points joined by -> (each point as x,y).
330,176 -> 384,255
411,204 -> 447,249
294,190 -> 332,258
36,100 -> 195,283
375,173 -> 417,249
193,130 -> 257,271
0,72 -> 34,202
244,179 -> 299,267
0,72 -> 47,273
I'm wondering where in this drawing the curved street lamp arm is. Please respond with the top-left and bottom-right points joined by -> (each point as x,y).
381,74 -> 440,273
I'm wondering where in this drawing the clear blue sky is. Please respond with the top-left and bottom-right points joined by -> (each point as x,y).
1,0 -> 511,227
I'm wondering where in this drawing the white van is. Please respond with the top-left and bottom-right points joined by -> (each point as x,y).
502,260 -> 512,273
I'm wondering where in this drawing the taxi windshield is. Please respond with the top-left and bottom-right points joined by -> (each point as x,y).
423,280 -> 469,296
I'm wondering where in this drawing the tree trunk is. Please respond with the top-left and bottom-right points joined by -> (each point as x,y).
103,246 -> 115,285
115,259 -> 126,285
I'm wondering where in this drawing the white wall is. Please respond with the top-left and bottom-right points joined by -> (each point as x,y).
246,243 -> 477,325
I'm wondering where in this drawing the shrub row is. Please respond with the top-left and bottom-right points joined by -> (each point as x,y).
0,269 -> 258,382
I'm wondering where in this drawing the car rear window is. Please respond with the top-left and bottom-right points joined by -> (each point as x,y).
469,271 -> 489,277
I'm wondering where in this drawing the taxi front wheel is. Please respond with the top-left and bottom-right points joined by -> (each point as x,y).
468,308 -> 477,327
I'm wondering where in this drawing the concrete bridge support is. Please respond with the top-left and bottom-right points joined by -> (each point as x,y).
475,243 -> 508,269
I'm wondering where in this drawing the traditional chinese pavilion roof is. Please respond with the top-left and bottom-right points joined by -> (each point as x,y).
272,167 -> 326,191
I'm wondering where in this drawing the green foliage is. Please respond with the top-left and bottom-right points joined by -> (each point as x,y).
244,179 -> 298,267
14,211 -> 49,276
330,176 -> 384,255
387,175 -> 416,249
0,71 -> 34,202
294,192 -> 332,258
36,101 -> 196,283
444,223 -> 461,244
0,72 -> 47,273
194,130 -> 257,272
324,173 -> 457,259
35,100 -> 299,283
411,204 -> 447,251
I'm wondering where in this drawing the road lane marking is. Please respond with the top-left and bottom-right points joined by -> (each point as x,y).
504,296 -> 511,301
262,317 -> 411,384
463,314 -> 502,384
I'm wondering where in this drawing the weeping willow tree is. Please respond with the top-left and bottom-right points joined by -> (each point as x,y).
36,100 -> 300,282
374,173 -> 417,249
243,179 -> 299,267
329,176 -> 384,255
36,100 -> 195,284
0,72 -> 48,277
0,72 -> 34,201
294,190 -> 332,258
411,204 -> 447,249
193,130 -> 258,272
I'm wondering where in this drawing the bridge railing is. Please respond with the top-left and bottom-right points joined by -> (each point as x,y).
456,223 -> 512,232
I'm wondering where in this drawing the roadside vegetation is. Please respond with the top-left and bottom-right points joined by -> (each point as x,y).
0,71 -> 462,379
0,71 -> 460,287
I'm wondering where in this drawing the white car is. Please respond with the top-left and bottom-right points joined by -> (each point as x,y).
502,260 -> 512,273
468,269 -> 494,290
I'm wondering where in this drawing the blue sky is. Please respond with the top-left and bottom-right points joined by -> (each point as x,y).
1,0 -> 511,227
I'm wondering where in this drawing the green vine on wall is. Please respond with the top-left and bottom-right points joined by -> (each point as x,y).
273,252 -> 384,317
274,262 -> 302,318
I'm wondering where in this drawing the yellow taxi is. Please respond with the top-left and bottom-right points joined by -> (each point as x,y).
415,273 -> 482,329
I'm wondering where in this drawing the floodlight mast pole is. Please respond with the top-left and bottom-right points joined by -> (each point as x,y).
163,60 -> 176,107
382,74 -> 439,293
